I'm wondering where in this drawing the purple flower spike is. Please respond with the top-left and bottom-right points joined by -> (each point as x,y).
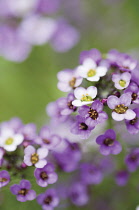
78,100 -> 108,127
10,179 -> 36,202
34,163 -> 58,187
124,82 -> 139,104
125,108 -> 139,134
96,129 -> 122,156
107,93 -> 136,121
37,188 -> 59,210
125,148 -> 139,172
69,182 -> 89,206
71,115 -> 94,139
115,170 -> 129,186
24,145 -> 48,168
80,163 -> 103,185
0,170 -> 10,188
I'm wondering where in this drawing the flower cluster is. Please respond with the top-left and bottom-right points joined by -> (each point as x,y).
0,0 -> 80,62
1,49 -> 139,209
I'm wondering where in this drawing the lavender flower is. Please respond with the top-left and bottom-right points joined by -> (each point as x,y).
37,188 -> 59,210
68,182 -> 89,206
78,100 -> 108,127
125,148 -> 139,172
79,48 -> 102,64
96,129 -> 122,155
0,170 -> 10,188
57,69 -> 83,92
10,179 -> 36,202
112,72 -> 131,90
71,115 -> 94,139
36,0 -> 61,15
107,93 -> 136,121
125,108 -> 139,134
80,163 -> 103,185
24,145 -> 48,168
34,163 -> 58,187
124,82 -> 139,104
115,170 -> 129,186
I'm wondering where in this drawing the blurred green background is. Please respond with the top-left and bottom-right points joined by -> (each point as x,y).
1,0 -> 139,209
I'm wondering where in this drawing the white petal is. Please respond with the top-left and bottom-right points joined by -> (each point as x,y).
14,134 -> 24,145
87,75 -> 100,81
24,145 -> 35,155
72,100 -> 82,107
121,72 -> 131,82
97,66 -> 107,77
37,147 -> 48,159
77,66 -> 88,78
4,144 -> 17,152
83,58 -> 96,69
74,87 -> 86,99
35,159 -> 47,168
124,109 -> 136,120
87,86 -> 97,98
112,112 -> 125,121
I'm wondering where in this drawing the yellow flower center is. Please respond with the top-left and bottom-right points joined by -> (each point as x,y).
119,80 -> 126,87
5,137 -> 14,145
114,104 -> 128,114
87,69 -> 96,77
81,94 -> 92,102
31,153 -> 39,164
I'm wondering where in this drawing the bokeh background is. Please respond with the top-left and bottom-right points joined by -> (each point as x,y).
1,0 -> 139,209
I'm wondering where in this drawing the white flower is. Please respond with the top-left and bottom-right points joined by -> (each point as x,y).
72,86 -> 97,107
136,206 -> 139,210
77,58 -> 108,81
0,129 -> 24,152
112,72 -> 131,90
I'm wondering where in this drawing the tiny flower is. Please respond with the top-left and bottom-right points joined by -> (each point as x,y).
37,126 -> 61,150
10,179 -> 36,202
34,163 -> 58,187
125,148 -> 139,172
37,188 -> 59,210
0,170 -> 10,188
24,145 -> 48,168
107,93 -> 136,121
112,72 -> 131,90
78,100 -> 108,127
80,163 -> 103,185
77,58 -> 108,82
57,69 -> 83,92
69,182 -> 89,206
0,129 -> 24,152
124,82 -> 139,104
96,129 -> 122,156
125,108 -> 139,134
72,86 -> 97,107
115,170 -> 129,186
79,48 -> 102,64
71,115 -> 94,139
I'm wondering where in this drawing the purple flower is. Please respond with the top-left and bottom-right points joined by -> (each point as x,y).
115,170 -> 129,186
37,126 -> 61,150
80,163 -> 103,185
68,182 -> 89,206
55,93 -> 77,116
57,69 -> 83,92
125,108 -> 139,134
78,100 -> 108,127
131,67 -> 139,86
96,129 -> 122,156
124,82 -> 139,104
34,163 -> 58,187
125,148 -> 139,172
50,20 -> 80,52
10,179 -> 36,202
19,123 -> 37,141
112,72 -> 131,90
0,170 -> 10,188
0,148 -> 4,167
54,139 -> 81,172
107,93 -> 136,121
71,115 -> 94,139
79,48 -> 102,64
37,188 -> 59,210
24,145 -> 48,168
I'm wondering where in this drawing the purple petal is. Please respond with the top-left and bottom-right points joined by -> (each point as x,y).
10,184 -> 20,195
105,129 -> 116,140
111,141 -> 122,155
100,145 -> 110,156
107,95 -> 120,109
27,190 -> 36,201
20,180 -> 31,190
120,93 -> 132,106
92,100 -> 103,112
